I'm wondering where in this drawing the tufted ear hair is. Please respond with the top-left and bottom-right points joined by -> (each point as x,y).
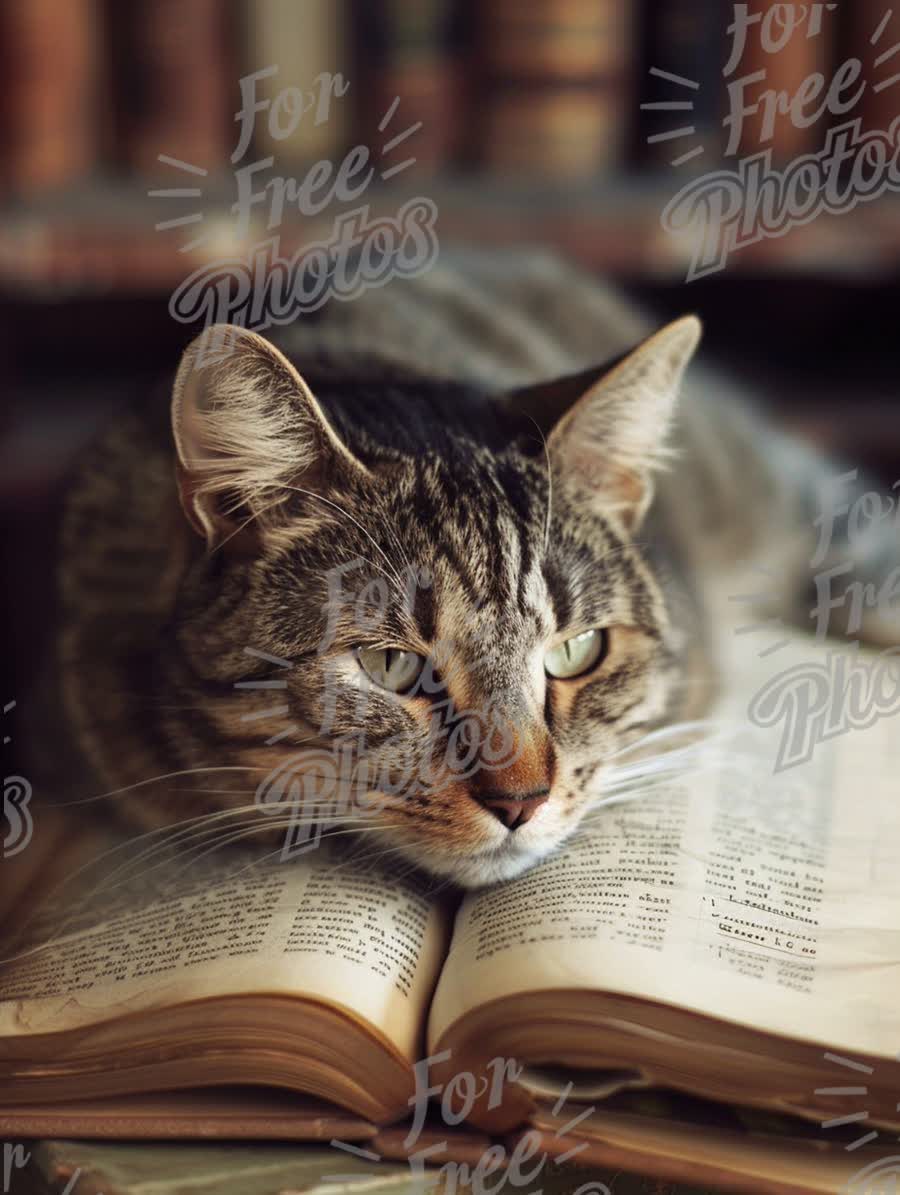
171,324 -> 368,550
509,316 -> 702,531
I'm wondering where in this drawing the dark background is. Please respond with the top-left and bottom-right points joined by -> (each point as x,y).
2,0 -> 899,749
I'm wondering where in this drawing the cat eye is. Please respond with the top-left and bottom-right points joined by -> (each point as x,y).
357,647 -> 426,694
544,629 -> 607,680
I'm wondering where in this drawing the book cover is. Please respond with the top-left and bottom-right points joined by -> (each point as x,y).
845,2 -> 900,138
353,0 -> 462,177
0,0 -> 98,194
240,0 -> 351,171
637,0 -> 726,172
108,0 -> 232,178
477,0 -> 634,179
723,0 -> 834,163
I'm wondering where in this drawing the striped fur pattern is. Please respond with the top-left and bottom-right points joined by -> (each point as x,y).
51,251 -> 896,887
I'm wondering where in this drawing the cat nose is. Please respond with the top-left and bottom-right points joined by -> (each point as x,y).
477,789 -> 550,831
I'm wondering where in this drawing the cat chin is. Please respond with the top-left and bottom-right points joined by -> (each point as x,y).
407,838 -> 556,889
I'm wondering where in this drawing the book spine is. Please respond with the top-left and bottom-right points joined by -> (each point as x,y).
638,0 -> 726,172
111,0 -> 231,178
242,0 -> 350,170
0,0 -> 97,195
355,0 -> 461,178
845,3 -> 900,137
724,0 -> 832,164
476,0 -> 634,179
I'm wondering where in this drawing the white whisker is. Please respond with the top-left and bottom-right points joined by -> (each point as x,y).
56,765 -> 272,808
279,483 -> 409,594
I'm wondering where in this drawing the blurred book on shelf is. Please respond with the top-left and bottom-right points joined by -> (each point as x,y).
241,0 -> 351,171
845,2 -> 900,138
355,0 -> 463,176
723,0 -> 834,163
476,0 -> 634,179
0,0 -> 99,195
637,0 -> 725,171
0,0 -> 899,285
105,0 -> 232,180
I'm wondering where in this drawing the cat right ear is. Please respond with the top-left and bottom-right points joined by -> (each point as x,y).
509,317 -> 701,531
171,324 -> 368,550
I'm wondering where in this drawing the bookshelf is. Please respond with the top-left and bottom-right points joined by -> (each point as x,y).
1,0 -> 898,294
2,0 -> 898,577
4,175 -> 900,300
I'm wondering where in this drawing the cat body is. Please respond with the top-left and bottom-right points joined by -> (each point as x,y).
49,251 -> 892,887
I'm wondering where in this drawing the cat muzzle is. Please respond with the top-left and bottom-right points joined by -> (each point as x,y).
475,788 -> 551,831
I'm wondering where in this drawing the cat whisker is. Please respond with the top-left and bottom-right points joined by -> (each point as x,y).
583,788 -> 682,818
210,470 -> 408,600
326,835 -> 425,881
0,801 -> 297,957
83,795 -> 373,884
367,502 -> 415,581
600,753 -> 726,793
308,546 -> 405,606
584,733 -> 767,817
18,821 -> 400,958
211,491 -> 293,555
97,809 -> 391,894
168,787 -> 262,794
606,718 -> 723,761
278,483 -> 409,595
99,803 -> 382,885
57,765 -> 274,808
195,822 -> 397,879
90,804 -> 295,889
520,411 -> 553,555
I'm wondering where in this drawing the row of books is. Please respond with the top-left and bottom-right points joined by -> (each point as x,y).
0,0 -> 897,195
642,0 -> 899,170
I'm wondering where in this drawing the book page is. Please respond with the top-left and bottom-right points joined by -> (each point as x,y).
0,838 -> 447,1061
429,633 -> 900,1059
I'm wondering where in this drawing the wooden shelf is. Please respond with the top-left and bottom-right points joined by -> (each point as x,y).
3,175 -> 900,297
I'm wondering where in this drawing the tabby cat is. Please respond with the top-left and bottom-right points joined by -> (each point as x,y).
51,251 -> 896,888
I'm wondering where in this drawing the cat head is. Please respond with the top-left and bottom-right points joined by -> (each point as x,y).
169,317 -> 701,887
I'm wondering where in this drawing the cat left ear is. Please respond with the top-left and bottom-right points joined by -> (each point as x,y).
171,324 -> 368,550
544,316 -> 702,531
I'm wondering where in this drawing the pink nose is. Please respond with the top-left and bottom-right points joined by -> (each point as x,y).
477,789 -> 550,830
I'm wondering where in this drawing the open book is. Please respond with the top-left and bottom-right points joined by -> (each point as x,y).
2,635 -> 900,1192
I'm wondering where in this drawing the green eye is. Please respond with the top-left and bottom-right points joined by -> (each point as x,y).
357,647 -> 425,693
544,629 -> 607,680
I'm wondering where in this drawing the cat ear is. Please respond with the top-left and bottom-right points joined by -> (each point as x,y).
543,316 -> 702,530
171,324 -> 368,549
